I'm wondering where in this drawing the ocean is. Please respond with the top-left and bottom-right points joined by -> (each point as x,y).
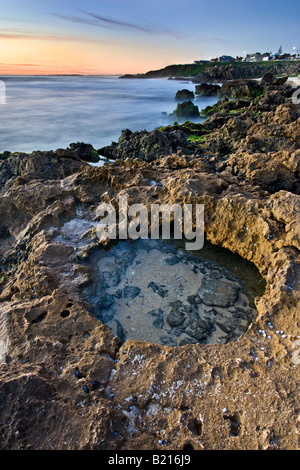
0,75 -> 218,153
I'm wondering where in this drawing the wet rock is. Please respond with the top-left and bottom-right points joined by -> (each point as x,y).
173,101 -> 200,119
114,289 -> 123,299
68,142 -> 100,163
103,271 -> 121,287
55,148 -> 81,161
185,319 -> 209,342
187,294 -> 201,305
147,282 -> 168,298
99,128 -> 187,162
160,336 -> 176,347
153,317 -> 164,329
97,307 -> 115,323
98,293 -> 115,309
198,278 -> 239,308
166,305 -> 186,327
175,89 -> 195,101
195,83 -> 221,96
165,256 -> 181,266
215,321 -> 232,334
147,308 -> 165,329
123,286 -> 141,300
219,79 -> 264,99
179,337 -> 198,346
115,319 -> 126,343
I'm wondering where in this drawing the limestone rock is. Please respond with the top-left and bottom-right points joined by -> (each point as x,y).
0,78 -> 299,451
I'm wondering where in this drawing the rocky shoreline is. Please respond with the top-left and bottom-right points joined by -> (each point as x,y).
0,74 -> 299,450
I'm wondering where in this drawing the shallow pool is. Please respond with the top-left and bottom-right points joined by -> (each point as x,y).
81,238 -> 266,346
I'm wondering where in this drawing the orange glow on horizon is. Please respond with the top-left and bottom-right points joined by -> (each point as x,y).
0,65 -> 107,76
0,35 -> 188,76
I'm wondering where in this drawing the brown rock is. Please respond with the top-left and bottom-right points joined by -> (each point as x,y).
0,84 -> 299,450
55,148 -> 81,161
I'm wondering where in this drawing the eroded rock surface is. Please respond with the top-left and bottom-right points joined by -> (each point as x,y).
0,78 -> 299,450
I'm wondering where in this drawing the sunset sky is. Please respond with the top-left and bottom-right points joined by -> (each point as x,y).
1,0 -> 300,75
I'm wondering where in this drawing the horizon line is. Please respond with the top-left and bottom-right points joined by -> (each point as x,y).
0,73 -> 124,77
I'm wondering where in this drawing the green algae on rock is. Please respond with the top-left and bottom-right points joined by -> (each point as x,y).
173,100 -> 200,120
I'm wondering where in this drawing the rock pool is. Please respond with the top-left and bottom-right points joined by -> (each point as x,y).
82,239 -> 266,346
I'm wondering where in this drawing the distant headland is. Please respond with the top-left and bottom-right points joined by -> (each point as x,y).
120,50 -> 300,82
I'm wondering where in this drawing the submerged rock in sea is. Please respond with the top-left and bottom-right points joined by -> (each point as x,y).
173,100 -> 200,119
175,89 -> 195,101
195,83 -> 221,96
68,142 -> 100,163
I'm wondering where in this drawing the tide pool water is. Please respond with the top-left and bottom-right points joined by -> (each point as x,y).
0,75 -> 218,153
80,238 -> 266,346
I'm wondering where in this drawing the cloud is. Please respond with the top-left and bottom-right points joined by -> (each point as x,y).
82,11 -> 161,34
0,62 -> 42,66
0,28 -> 113,43
53,14 -> 100,28
53,11 -> 182,38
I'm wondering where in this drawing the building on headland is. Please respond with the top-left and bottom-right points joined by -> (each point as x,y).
245,52 -> 272,62
196,48 -> 300,64
204,55 -> 236,63
244,47 -> 300,62
218,55 -> 235,62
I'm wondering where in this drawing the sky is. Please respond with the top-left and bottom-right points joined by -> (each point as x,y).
0,0 -> 300,75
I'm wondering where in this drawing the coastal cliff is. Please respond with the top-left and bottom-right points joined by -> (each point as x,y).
120,60 -> 300,82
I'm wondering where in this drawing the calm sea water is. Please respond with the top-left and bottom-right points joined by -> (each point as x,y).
0,75 -> 218,153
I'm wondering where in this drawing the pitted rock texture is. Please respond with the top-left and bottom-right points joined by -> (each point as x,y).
0,80 -> 299,450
